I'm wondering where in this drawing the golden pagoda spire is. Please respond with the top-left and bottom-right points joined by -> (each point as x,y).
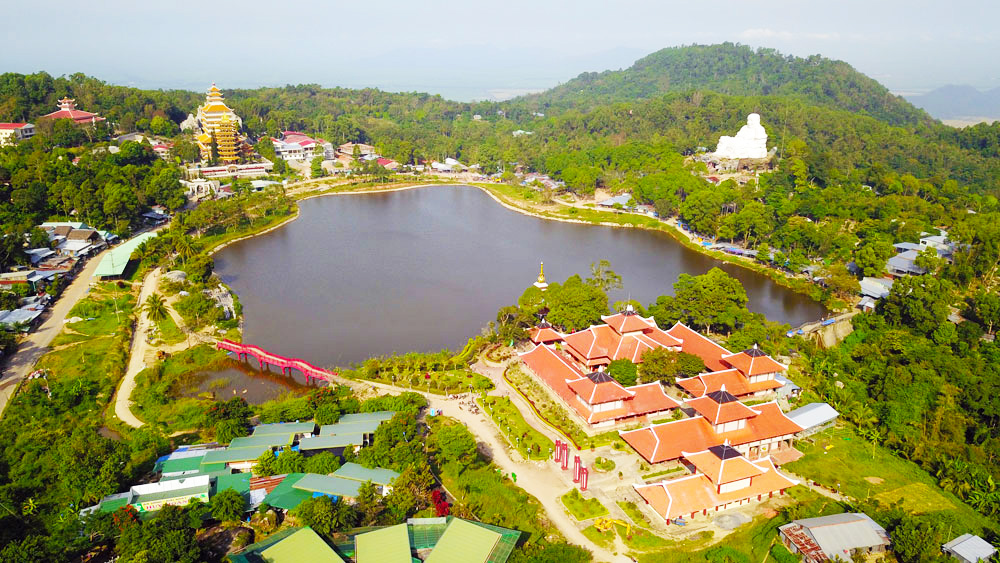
533,262 -> 549,291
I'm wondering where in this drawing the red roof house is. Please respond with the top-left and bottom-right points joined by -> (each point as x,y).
677,346 -> 787,398
561,309 -> 682,368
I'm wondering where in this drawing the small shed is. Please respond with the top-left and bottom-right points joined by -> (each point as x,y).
943,534 -> 997,563
785,403 -> 839,436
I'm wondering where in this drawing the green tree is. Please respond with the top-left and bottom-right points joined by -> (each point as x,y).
638,348 -> 706,385
435,424 -> 477,465
311,156 -> 326,178
587,260 -> 623,292
854,239 -> 894,277
881,275 -> 954,336
544,275 -> 609,332
304,452 -> 342,475
648,268 -> 749,334
143,293 -> 168,324
274,450 -> 306,474
215,419 -> 247,444
254,450 -> 277,477
210,488 -> 246,522
606,359 -> 637,386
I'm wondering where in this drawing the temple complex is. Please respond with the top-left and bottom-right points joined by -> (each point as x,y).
40,98 -> 105,125
560,307 -> 682,368
713,113 -> 768,160
633,442 -> 798,523
677,345 -> 786,398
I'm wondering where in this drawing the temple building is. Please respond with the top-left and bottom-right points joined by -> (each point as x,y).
560,307 -> 682,369
40,98 -> 105,125
619,388 -> 802,464
677,345 -> 786,398
519,343 -> 678,427
194,84 -> 246,164
633,443 -> 798,523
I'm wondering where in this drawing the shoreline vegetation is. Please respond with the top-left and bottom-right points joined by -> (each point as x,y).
213,178 -> 834,318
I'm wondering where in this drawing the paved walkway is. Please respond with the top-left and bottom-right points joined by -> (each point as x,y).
0,246 -> 111,415
114,268 -> 161,428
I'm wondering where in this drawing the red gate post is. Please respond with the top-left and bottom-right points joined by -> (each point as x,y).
554,440 -> 562,463
581,467 -> 589,491
573,456 -> 581,483
561,444 -> 569,470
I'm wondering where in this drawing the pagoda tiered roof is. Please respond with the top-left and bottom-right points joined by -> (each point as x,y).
40,98 -> 105,124
686,389 -> 758,424
677,369 -> 784,398
721,347 -> 787,377
683,444 -> 763,484
562,318 -> 681,367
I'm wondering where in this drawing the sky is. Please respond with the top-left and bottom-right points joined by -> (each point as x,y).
2,0 -> 998,101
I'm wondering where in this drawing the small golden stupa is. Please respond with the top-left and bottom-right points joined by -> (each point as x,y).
533,262 -> 549,291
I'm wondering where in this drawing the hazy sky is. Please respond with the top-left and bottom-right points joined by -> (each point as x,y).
3,0 -> 997,100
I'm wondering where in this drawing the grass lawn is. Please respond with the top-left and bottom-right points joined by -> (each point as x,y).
479,396 -> 554,460
352,368 -> 493,396
66,283 -> 136,337
49,331 -> 90,347
593,457 -> 616,472
617,501 -> 650,528
615,522 -> 673,551
582,525 -> 614,549
786,426 -> 997,534
561,489 -> 609,521
36,335 -> 115,381
156,313 -> 186,345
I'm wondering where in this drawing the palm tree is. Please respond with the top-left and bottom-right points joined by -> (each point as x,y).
174,235 -> 195,264
143,293 -> 168,324
22,498 -> 36,516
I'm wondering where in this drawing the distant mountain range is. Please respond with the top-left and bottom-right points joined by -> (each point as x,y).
520,43 -> 934,128
905,85 -> 1000,122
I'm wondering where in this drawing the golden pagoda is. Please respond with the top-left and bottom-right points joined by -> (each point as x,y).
214,115 -> 240,164
533,262 -> 549,291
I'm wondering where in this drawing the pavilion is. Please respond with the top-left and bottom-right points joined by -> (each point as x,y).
40,98 -> 105,125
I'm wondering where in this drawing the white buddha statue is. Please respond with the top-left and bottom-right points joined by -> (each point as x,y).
714,113 -> 768,159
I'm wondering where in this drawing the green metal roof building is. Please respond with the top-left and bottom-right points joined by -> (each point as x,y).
261,474 -> 313,511
339,411 -> 395,424
425,518 -> 502,563
354,523 -> 411,563
320,420 -> 382,436
292,474 -> 363,500
229,434 -> 295,449
199,445 -> 271,472
333,462 -> 400,486
252,422 -> 317,436
298,434 -> 365,451
230,526 -> 345,563
92,232 -> 158,278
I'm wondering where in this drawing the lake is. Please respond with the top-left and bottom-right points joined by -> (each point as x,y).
214,185 -> 825,367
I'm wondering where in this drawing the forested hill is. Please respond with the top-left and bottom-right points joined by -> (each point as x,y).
522,43 -> 933,128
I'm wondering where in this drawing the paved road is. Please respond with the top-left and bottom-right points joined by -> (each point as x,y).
0,247 -> 111,415
114,268 -> 161,428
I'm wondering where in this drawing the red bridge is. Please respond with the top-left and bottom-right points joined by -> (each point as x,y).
216,339 -> 337,384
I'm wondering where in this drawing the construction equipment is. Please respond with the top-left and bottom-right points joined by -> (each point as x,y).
594,517 -> 632,538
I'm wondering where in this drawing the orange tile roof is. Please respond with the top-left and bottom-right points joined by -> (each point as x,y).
687,392 -> 758,424
567,372 -> 634,404
529,326 -> 564,344
721,348 -> 786,377
665,323 -> 732,371
677,370 -> 783,398
621,402 -> 802,464
602,312 -> 657,334
627,383 -> 681,416
682,445 -> 763,484
635,456 -> 798,520
564,321 -> 682,366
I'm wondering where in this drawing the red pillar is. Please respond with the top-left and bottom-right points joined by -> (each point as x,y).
580,467 -> 589,491
561,444 -> 569,470
554,440 -> 562,463
573,456 -> 581,483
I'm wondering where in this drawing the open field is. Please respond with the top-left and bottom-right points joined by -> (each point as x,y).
785,426 -> 997,534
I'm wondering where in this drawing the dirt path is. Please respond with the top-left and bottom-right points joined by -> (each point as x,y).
113,268 -> 161,428
0,246 -> 112,415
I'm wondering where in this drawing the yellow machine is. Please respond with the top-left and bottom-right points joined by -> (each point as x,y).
594,517 -> 632,538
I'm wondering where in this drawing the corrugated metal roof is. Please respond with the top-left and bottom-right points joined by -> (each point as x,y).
200,445 -> 270,465
424,518 -> 501,563
292,474 -> 362,498
229,433 -> 295,449
338,411 -> 396,424
793,513 -> 889,558
260,527 -> 345,563
321,420 -> 382,435
334,462 -> 400,486
252,422 -> 317,436
785,403 -> 839,430
92,232 -> 158,278
355,523 -> 411,563
943,534 -> 997,562
298,434 -> 365,450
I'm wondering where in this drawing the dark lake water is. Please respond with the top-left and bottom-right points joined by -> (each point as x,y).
214,185 -> 825,367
